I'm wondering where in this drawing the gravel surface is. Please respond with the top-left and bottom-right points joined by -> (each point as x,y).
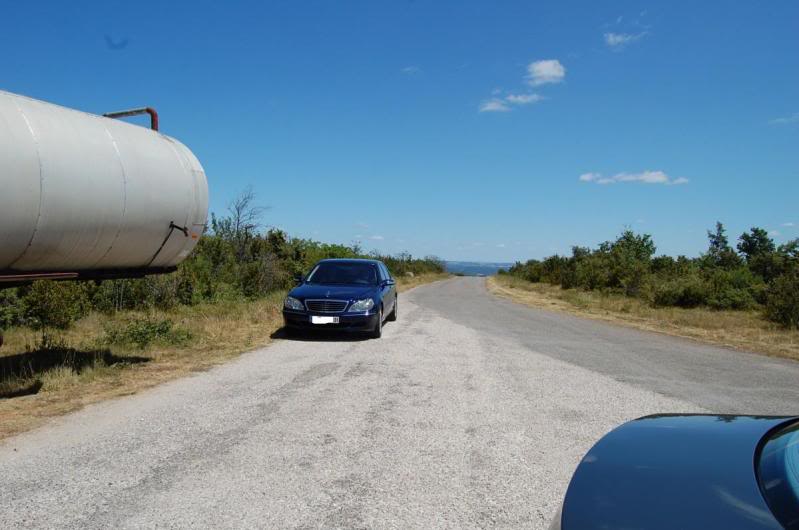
3,276 -> 795,529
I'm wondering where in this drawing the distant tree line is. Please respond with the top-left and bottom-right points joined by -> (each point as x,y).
503,223 -> 799,329
0,190 -> 444,331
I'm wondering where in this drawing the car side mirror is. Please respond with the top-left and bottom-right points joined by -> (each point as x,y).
384,278 -> 396,286
294,273 -> 304,285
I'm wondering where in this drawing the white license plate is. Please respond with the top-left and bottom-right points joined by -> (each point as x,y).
311,316 -> 339,324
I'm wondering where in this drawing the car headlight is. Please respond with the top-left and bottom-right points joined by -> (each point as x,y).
283,296 -> 304,311
349,298 -> 375,312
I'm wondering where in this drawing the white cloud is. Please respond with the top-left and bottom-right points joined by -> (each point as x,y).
770,230 -> 781,237
401,66 -> 421,75
369,235 -> 384,240
579,172 -> 602,182
579,170 -> 688,185
505,93 -> 543,105
604,32 -> 647,50
479,98 -> 511,112
526,59 -> 565,86
782,222 -> 795,227
479,60 -> 561,113
769,112 -> 799,125
496,243 -> 506,248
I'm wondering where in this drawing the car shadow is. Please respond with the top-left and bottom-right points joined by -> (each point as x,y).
270,327 -> 371,343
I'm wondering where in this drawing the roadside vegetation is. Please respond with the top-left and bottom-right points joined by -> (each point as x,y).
0,190 -> 446,439
493,224 -> 799,360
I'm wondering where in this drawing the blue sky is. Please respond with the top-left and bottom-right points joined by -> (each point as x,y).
2,1 -> 797,262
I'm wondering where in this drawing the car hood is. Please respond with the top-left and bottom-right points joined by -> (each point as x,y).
558,414 -> 798,530
289,283 -> 378,301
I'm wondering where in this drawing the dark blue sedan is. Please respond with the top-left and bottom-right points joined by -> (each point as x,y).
282,259 -> 397,338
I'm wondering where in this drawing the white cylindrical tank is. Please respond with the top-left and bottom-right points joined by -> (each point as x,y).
0,90 -> 208,275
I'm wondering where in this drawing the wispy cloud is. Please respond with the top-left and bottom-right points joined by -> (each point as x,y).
526,59 -> 566,86
369,235 -> 385,241
604,31 -> 647,50
579,170 -> 688,186
401,65 -> 421,75
479,98 -> 511,113
505,93 -> 544,105
769,112 -> 799,125
480,92 -> 544,112
783,222 -> 795,227
770,230 -> 781,237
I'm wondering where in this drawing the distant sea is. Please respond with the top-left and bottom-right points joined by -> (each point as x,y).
445,261 -> 513,277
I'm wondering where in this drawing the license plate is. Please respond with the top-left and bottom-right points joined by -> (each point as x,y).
311,316 -> 339,324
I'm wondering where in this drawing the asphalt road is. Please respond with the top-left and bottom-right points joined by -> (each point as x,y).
1,277 -> 797,529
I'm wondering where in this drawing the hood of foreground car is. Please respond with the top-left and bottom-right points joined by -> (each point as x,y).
289,283 -> 378,301
558,414 -> 797,530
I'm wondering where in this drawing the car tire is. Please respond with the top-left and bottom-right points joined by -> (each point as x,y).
387,296 -> 397,321
370,307 -> 383,339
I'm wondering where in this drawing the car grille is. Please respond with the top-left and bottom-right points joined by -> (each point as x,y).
305,299 -> 349,313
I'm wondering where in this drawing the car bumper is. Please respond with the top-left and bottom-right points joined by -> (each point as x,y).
282,310 -> 379,332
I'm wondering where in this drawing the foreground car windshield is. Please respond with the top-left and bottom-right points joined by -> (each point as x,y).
758,419 -> 799,528
306,263 -> 377,285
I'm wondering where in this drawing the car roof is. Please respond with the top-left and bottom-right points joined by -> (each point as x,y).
316,258 -> 382,265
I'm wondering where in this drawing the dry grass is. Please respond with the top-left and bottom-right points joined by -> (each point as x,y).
396,272 -> 450,292
0,273 -> 447,440
488,275 -> 799,362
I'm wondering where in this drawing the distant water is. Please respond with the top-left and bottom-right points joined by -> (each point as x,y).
445,261 -> 513,276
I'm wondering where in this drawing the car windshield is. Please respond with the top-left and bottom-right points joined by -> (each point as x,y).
757,419 -> 799,528
306,262 -> 378,286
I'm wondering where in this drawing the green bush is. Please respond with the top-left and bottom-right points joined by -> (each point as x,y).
704,268 -> 759,310
20,281 -> 90,329
0,289 -> 22,329
765,270 -> 799,329
506,225 -> 799,322
652,275 -> 709,308
104,317 -> 191,349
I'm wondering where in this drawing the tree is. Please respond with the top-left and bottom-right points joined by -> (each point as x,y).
704,222 -> 742,269
737,227 -> 775,261
211,186 -> 267,261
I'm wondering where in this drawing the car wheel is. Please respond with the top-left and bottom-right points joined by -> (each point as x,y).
387,296 -> 397,321
370,307 -> 383,339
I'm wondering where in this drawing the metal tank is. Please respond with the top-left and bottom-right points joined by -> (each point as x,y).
0,90 -> 208,283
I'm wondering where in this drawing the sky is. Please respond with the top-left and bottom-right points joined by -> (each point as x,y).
2,1 -> 797,262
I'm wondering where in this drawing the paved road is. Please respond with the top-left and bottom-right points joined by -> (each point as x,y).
0,277 -> 796,529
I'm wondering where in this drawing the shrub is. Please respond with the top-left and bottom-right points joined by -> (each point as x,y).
765,270 -> 799,329
0,289 -> 22,329
574,256 -> 609,291
652,275 -> 709,308
20,281 -> 90,329
105,317 -> 191,349
705,268 -> 759,310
